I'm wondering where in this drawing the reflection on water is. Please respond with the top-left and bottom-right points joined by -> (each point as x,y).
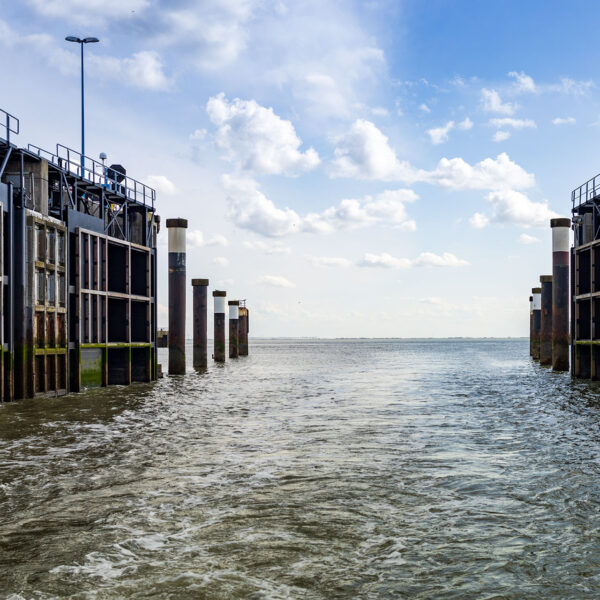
2,340 -> 600,598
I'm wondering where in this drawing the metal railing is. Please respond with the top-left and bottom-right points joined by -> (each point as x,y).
572,174 -> 600,209
27,144 -> 58,163
2,107 -> 155,208
55,145 -> 155,208
0,109 -> 19,145
27,142 -> 155,208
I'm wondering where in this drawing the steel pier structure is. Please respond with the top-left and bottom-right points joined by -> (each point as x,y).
570,172 -> 600,379
0,108 -> 158,400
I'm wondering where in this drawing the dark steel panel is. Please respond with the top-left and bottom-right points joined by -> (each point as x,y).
214,314 -> 225,362
168,251 -> 186,374
192,282 -> 208,370
532,310 -> 541,360
229,318 -> 239,359
540,277 -> 553,365
238,313 -> 248,356
552,261 -> 570,371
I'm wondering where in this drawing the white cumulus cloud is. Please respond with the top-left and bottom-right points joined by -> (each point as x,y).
207,93 -> 320,176
428,152 -> 534,190
145,175 -> 177,196
485,190 -> 559,228
207,234 -> 229,247
330,120 -> 534,190
358,252 -> 412,269
306,255 -> 353,268
427,117 -> 473,145
458,117 -> 474,130
481,88 -> 516,115
26,0 -> 148,25
222,175 -> 302,237
493,131 -> 511,142
371,106 -> 389,116
92,51 -> 171,91
413,252 -> 470,267
508,71 -> 536,93
188,231 -> 228,248
553,78 -> 593,96
428,121 -> 455,145
223,175 -> 418,237
552,117 -> 576,125
0,22 -> 172,90
213,256 -> 230,267
469,213 -> 490,229
284,41 -> 385,118
507,72 -> 591,96
157,1 -> 254,70
303,189 -> 418,234
243,240 -> 291,255
519,233 -> 540,244
358,252 -> 468,269
189,129 -> 207,141
330,119 -> 418,181
490,118 -> 536,130
258,275 -> 296,288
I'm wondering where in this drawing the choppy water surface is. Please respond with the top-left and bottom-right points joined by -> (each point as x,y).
2,340 -> 600,599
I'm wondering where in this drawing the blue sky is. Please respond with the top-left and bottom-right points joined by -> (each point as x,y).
1,0 -> 597,337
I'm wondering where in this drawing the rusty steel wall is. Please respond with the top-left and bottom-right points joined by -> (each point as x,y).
228,301 -> 239,359
539,276 -> 553,366
551,218 -> 570,371
529,296 -> 533,357
213,290 -> 226,362
167,219 -> 187,375
238,307 -> 249,356
532,287 -> 541,360
192,279 -> 208,370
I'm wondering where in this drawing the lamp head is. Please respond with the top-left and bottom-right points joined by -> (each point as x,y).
83,37 -> 100,43
65,36 -> 81,43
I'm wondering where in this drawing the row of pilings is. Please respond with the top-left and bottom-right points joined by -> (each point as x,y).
166,218 -> 249,375
529,217 -> 570,371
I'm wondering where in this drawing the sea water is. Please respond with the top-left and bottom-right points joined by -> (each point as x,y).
2,339 -> 600,599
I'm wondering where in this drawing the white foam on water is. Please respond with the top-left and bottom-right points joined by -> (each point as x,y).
50,549 -> 138,581
132,533 -> 167,551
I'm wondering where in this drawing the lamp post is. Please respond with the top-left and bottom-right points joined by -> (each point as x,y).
65,36 -> 99,170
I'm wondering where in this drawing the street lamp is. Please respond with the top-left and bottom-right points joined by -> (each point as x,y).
65,36 -> 99,170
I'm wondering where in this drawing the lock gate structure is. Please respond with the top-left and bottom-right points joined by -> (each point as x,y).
0,107 -> 159,401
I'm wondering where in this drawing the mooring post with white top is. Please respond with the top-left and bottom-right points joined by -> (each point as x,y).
539,275 -> 553,366
213,290 -> 226,362
167,218 -> 187,375
551,218 -> 571,371
532,287 -> 541,360
529,295 -> 534,357
192,278 -> 209,370
228,300 -> 239,359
